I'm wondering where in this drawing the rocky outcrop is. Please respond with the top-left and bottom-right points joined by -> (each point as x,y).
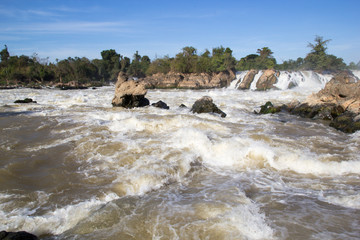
237,69 -> 258,90
309,71 -> 360,114
256,69 -> 279,90
295,71 -> 360,133
143,70 -> 235,89
0,231 -> 38,240
254,71 -> 360,133
275,71 -> 360,133
112,72 -> 150,108
191,96 -> 226,118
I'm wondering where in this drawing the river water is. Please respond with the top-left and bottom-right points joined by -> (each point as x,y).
0,77 -> 360,239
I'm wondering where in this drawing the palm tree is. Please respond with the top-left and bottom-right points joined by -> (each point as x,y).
256,47 -> 273,58
307,36 -> 331,55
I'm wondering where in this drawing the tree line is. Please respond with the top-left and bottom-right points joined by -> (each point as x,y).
0,36 -> 358,87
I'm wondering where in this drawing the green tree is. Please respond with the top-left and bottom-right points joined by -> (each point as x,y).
196,49 -> 212,73
236,46 -> 276,71
0,45 -> 10,62
100,49 -> 121,81
172,46 -> 198,73
127,51 -> 150,77
211,46 -> 236,72
146,56 -> 171,75
257,47 -> 273,58
304,36 -> 345,71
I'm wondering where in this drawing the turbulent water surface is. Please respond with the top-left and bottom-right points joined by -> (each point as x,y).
1,74 -> 360,240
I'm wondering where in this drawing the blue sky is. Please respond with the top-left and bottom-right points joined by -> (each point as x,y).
1,0 -> 359,64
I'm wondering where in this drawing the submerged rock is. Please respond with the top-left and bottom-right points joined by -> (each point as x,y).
14,98 -> 37,104
56,81 -> 88,90
256,101 -> 281,114
151,100 -> 170,109
191,96 -> 226,118
0,231 -> 38,240
112,72 -> 150,108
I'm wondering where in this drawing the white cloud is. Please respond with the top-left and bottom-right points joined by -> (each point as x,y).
2,21 -> 132,34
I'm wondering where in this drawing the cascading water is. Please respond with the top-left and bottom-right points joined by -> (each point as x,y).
1,78 -> 360,239
231,70 -> 334,91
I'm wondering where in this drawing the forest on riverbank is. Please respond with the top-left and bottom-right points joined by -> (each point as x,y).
0,36 -> 359,88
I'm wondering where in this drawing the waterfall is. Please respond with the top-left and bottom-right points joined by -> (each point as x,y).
229,70 -> 334,91
228,71 -> 248,89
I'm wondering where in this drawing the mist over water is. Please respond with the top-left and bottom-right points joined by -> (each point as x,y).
1,72 -> 360,239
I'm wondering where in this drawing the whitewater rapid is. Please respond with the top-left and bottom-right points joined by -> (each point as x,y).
0,76 -> 359,239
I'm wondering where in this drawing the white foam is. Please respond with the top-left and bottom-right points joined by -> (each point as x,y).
323,193 -> 360,209
268,152 -> 360,176
0,194 -> 118,236
250,70 -> 263,90
351,70 -> 360,80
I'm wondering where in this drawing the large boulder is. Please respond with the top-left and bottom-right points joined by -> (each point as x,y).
191,96 -> 226,118
237,69 -> 258,90
312,71 -> 360,114
256,69 -> 279,91
112,72 -> 150,108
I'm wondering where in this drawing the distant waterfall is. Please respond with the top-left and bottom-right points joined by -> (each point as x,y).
229,70 -> 334,90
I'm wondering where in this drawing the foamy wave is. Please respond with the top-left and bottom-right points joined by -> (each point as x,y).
269,153 -> 360,175
0,194 -> 118,236
323,194 -> 360,209
171,128 -> 275,169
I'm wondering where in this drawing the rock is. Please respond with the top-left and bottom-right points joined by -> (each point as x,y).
151,100 -> 170,109
112,72 -> 150,108
305,71 -> 360,114
143,70 -> 236,89
56,81 -> 88,90
330,112 -> 360,133
237,69 -> 258,90
256,101 -> 281,114
190,96 -> 226,118
179,104 -> 187,108
14,98 -> 37,104
0,231 -> 38,240
286,71 -> 360,133
256,69 -> 278,91
290,103 -> 344,120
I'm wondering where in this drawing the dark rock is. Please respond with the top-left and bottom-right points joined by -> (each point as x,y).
14,98 -> 37,104
330,112 -> 360,133
151,100 -> 170,109
179,104 -> 187,108
0,231 -> 38,240
191,96 -> 226,118
291,103 -> 345,121
256,101 -> 281,114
